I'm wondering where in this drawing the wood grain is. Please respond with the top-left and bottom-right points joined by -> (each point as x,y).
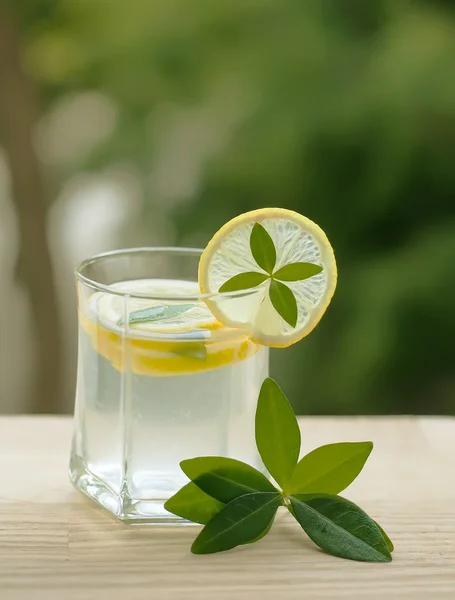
0,416 -> 454,599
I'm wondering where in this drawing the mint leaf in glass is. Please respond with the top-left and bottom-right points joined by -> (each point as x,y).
290,494 -> 392,563
219,271 -> 269,293
250,222 -> 276,274
118,303 -> 196,326
180,456 -> 276,503
287,441 -> 373,495
269,279 -> 298,327
172,342 -> 207,361
191,492 -> 282,554
163,482 -> 224,524
273,262 -> 323,281
255,378 -> 301,490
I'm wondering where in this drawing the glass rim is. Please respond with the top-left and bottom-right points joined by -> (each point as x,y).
75,246 -> 263,301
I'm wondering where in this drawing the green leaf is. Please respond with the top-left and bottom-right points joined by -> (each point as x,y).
191,492 -> 282,554
172,342 -> 207,361
290,494 -> 392,563
246,514 -> 276,544
250,222 -> 276,274
118,303 -> 196,326
375,521 -> 394,552
219,271 -> 269,293
269,279 -> 298,327
273,262 -> 323,281
255,378 -> 301,489
180,456 -> 277,503
164,482 -> 224,524
287,442 -> 373,495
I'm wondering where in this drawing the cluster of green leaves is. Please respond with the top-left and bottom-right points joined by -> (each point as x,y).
219,223 -> 322,328
165,377 -> 393,561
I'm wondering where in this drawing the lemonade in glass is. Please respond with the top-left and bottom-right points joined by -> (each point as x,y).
70,248 -> 268,523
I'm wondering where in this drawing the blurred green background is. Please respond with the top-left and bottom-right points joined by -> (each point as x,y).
0,0 -> 454,415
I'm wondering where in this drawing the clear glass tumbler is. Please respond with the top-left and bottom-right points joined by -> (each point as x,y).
70,248 -> 269,523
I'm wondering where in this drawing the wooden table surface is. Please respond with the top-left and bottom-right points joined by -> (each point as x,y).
0,416 -> 454,600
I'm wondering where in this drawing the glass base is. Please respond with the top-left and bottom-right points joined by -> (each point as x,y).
69,455 -> 195,525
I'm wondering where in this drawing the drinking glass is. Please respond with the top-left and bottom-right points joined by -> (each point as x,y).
70,248 -> 269,523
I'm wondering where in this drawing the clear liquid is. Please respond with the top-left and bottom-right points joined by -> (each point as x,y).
70,279 -> 268,522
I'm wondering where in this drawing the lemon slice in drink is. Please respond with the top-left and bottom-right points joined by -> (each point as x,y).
80,278 -> 260,376
198,208 -> 337,347
94,279 -> 219,335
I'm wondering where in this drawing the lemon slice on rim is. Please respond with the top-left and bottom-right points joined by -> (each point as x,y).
198,208 -> 337,348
